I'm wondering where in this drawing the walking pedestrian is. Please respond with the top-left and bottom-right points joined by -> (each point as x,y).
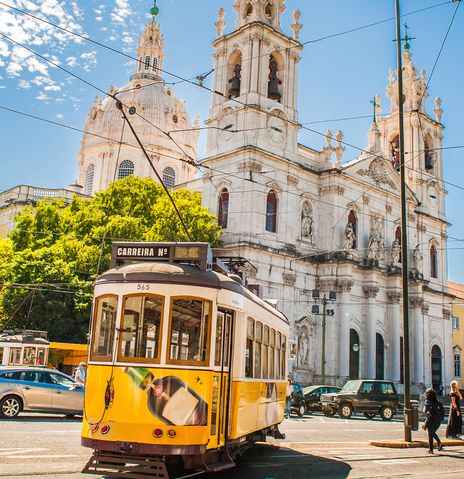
285,378 -> 293,419
74,362 -> 87,386
422,388 -> 444,454
446,380 -> 462,439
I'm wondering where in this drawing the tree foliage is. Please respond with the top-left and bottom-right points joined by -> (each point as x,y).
0,176 -> 221,342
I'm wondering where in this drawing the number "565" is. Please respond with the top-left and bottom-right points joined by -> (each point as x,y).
137,284 -> 150,291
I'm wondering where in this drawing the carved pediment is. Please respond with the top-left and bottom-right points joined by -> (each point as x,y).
357,158 -> 397,190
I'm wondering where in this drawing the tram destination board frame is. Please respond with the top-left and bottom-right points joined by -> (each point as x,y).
111,242 -> 213,271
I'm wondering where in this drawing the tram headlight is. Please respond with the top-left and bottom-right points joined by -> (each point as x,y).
153,428 -> 163,438
167,429 -> 176,438
101,425 -> 110,434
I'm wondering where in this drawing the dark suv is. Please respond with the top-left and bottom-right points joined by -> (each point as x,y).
320,380 -> 399,420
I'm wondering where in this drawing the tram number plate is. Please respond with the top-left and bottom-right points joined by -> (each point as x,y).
137,284 -> 150,291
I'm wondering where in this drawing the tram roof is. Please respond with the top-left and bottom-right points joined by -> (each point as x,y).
97,262 -> 288,324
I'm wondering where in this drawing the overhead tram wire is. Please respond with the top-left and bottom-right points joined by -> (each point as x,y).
0,0 -> 453,96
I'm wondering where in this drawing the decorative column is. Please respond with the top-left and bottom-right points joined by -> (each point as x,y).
363,285 -> 379,379
410,296 -> 424,385
337,279 -> 353,379
387,291 -> 402,382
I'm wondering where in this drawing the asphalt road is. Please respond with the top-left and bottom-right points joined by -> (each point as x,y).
1,411 -> 464,479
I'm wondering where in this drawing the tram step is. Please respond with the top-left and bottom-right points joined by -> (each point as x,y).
204,460 -> 236,472
82,453 -> 169,479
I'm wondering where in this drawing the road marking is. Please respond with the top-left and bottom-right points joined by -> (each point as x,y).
3,454 -> 78,459
0,448 -> 47,456
376,459 -> 420,465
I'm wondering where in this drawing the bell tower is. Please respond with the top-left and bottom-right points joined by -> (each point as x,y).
205,1 -> 303,159
377,39 -> 446,222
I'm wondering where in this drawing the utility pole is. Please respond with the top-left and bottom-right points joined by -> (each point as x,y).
321,296 -> 327,384
395,0 -> 412,443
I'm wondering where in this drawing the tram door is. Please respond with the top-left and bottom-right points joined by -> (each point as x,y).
210,309 -> 233,449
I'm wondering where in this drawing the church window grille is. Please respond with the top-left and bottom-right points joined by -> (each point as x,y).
152,57 -> 158,71
162,167 -> 176,188
348,210 -> 357,249
118,160 -> 134,180
145,56 -> 150,70
265,190 -> 277,233
172,115 -> 178,124
218,188 -> 229,229
84,164 -> 95,196
430,243 -> 438,278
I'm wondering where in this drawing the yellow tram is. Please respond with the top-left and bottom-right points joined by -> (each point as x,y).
82,242 -> 289,478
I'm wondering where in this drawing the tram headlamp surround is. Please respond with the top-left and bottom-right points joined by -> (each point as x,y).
153,428 -> 163,438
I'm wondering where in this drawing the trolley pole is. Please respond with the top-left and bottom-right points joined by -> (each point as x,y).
395,0 -> 412,443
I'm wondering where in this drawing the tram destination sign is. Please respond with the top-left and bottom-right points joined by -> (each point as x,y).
111,242 -> 212,271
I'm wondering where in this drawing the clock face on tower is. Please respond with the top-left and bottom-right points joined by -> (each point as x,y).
267,115 -> 287,144
219,112 -> 235,141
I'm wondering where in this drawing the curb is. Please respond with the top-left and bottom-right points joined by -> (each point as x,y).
369,439 -> 464,448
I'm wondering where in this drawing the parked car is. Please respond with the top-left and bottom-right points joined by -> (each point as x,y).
320,379 -> 399,420
0,367 -> 84,418
291,382 -> 306,416
303,385 -> 341,414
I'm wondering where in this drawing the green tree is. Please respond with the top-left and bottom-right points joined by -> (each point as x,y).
0,176 -> 221,341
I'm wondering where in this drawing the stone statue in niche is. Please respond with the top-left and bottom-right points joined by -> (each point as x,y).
343,223 -> 356,250
391,239 -> 401,267
298,330 -> 309,367
368,232 -> 380,261
301,202 -> 314,242
411,245 -> 423,273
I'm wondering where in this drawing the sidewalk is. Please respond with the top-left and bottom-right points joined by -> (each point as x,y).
370,438 -> 464,448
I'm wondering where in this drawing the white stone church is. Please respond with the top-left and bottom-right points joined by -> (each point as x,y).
8,1 -> 453,392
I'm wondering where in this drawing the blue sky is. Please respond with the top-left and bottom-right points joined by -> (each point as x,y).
0,0 -> 463,280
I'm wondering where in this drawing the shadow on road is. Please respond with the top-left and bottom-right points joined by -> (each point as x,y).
195,443 -> 352,479
0,414 -> 82,422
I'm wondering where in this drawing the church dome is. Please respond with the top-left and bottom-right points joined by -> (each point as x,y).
77,15 -> 199,196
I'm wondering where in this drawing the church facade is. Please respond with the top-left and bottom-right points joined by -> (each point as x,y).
198,0 -> 452,392
69,0 -> 452,392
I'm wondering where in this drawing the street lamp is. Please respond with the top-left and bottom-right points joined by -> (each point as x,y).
312,289 -> 336,384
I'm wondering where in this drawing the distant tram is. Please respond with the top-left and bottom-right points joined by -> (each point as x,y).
82,242 -> 289,478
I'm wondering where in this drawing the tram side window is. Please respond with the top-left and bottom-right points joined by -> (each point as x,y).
168,298 -> 211,365
254,321 -> 263,379
262,325 -> 269,379
269,329 -> 275,379
91,296 -> 118,361
281,336 -> 287,379
245,318 -> 254,378
275,332 -> 281,379
214,312 -> 224,367
119,295 -> 164,362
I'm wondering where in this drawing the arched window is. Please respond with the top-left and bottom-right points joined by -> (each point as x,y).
144,56 -> 150,70
244,2 -> 252,18
424,135 -> 434,170
162,167 -> 176,188
265,190 -> 277,233
268,55 -> 282,101
228,51 -> 242,99
118,160 -> 134,180
138,57 -> 143,71
390,134 -> 400,170
395,226 -> 402,263
430,243 -> 438,278
84,164 -> 94,196
152,57 -> 158,72
218,188 -> 229,229
348,210 -> 357,249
